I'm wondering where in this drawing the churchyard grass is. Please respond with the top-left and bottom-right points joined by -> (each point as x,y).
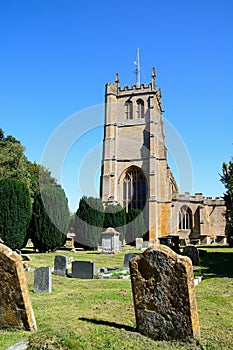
0,246 -> 232,349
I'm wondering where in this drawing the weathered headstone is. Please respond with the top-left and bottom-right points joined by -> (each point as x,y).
72,260 -> 95,279
54,255 -> 68,276
101,227 -> 120,253
129,244 -> 200,341
124,253 -> 136,269
0,243 -> 37,331
34,267 -> 52,293
183,245 -> 200,266
135,237 -> 143,250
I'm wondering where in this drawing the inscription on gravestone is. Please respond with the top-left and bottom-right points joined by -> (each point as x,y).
129,244 -> 200,341
34,267 -> 52,293
72,261 -> 95,279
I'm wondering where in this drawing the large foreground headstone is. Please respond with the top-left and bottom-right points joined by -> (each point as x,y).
129,244 -> 200,341
34,266 -> 52,293
0,243 -> 37,331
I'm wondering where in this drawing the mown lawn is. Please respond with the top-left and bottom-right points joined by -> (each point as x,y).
1,246 -> 233,350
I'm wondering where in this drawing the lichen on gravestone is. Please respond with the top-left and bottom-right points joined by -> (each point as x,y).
129,244 -> 200,341
0,243 -> 37,331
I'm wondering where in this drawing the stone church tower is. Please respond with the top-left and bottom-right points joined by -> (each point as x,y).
100,68 -> 178,243
100,67 -> 227,245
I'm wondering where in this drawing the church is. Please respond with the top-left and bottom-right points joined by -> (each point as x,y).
100,68 -> 226,245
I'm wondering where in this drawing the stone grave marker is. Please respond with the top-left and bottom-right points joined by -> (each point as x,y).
0,243 -> 37,331
72,260 -> 95,279
135,237 -> 143,250
129,244 -> 200,341
101,227 -> 120,253
183,245 -> 200,266
34,266 -> 52,293
54,255 -> 68,276
124,253 -> 136,269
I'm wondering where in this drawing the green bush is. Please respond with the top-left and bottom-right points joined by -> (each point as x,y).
0,178 -> 31,249
73,196 -> 104,249
28,186 -> 70,252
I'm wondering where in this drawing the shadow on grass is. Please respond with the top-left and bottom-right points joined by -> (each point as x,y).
79,317 -> 135,332
200,248 -> 233,279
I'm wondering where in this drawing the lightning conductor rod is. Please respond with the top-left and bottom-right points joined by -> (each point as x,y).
134,48 -> 141,87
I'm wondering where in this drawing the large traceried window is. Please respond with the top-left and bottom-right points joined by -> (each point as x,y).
122,167 -> 147,212
136,99 -> 144,118
125,100 -> 133,119
179,206 -> 192,230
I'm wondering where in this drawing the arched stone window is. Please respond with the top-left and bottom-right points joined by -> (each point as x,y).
122,167 -> 147,212
179,206 -> 192,230
136,99 -> 144,118
125,100 -> 133,119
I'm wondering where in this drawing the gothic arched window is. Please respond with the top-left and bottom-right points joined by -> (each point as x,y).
136,99 -> 144,118
122,167 -> 147,212
179,206 -> 192,230
125,100 -> 133,119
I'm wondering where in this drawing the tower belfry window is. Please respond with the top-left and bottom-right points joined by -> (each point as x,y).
136,99 -> 144,118
122,167 -> 147,212
125,100 -> 133,119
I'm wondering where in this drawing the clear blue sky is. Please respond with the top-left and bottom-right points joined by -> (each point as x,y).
1,0 -> 232,212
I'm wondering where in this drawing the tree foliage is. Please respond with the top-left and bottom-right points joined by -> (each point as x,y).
28,186 -> 70,252
126,208 -> 145,244
103,204 -> 126,242
0,129 -> 59,201
0,178 -> 31,249
73,196 -> 104,249
0,130 -> 29,185
220,159 -> 233,246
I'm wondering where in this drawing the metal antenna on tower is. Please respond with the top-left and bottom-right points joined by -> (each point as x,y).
133,48 -> 140,87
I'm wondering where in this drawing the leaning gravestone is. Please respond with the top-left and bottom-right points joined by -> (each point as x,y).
0,243 -> 37,331
129,244 -> 200,341
183,245 -> 200,266
34,266 -> 52,293
54,255 -> 68,276
72,260 -> 95,279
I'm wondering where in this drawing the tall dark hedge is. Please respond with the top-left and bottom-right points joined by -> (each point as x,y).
126,208 -> 145,244
28,186 -> 70,252
103,204 -> 126,242
0,178 -> 31,250
74,196 -> 104,249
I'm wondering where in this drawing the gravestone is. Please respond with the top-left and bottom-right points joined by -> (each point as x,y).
54,255 -> 68,276
34,267 -> 52,293
124,253 -> 136,269
183,245 -> 200,266
101,227 -> 120,253
0,243 -> 37,331
135,237 -> 143,250
129,244 -> 200,341
72,260 -> 95,279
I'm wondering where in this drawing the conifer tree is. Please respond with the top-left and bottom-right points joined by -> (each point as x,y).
73,196 -> 104,249
103,204 -> 126,242
126,208 -> 145,244
0,178 -> 31,249
29,186 -> 70,252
